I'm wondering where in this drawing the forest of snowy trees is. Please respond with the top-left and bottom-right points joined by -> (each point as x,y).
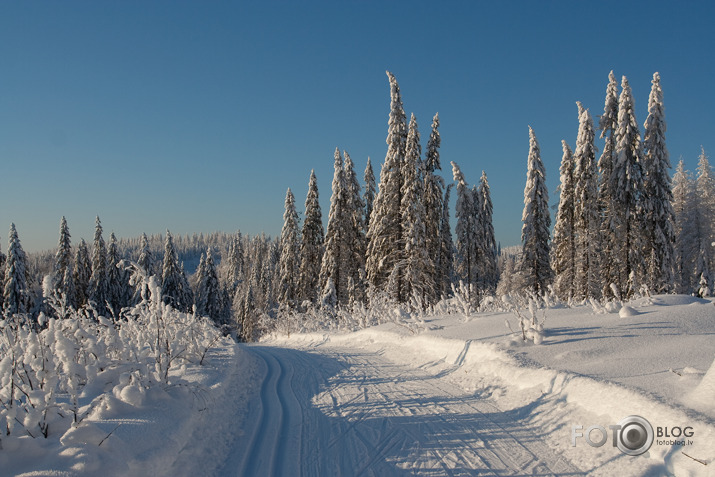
1,70 -> 714,341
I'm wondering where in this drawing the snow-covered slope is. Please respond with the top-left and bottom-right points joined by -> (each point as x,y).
4,295 -> 714,476
267,294 -> 715,475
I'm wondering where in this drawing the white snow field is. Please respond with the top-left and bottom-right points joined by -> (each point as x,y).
3,294 -> 715,476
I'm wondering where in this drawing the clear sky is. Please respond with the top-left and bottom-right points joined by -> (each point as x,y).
1,1 -> 713,252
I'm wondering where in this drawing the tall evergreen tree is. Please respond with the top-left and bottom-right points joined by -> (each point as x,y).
0,243 -> 6,306
225,232 -> 244,293
598,71 -> 620,298
131,232 -> 154,305
299,171 -> 324,304
107,232 -> 129,314
438,184 -> 454,298
366,71 -> 407,299
278,188 -> 300,308
478,171 -> 498,295
54,216 -> 73,301
423,113 -> 444,292
3,224 -> 31,316
695,147 -> 715,293
320,148 -> 348,305
196,248 -> 223,322
88,216 -> 109,315
642,72 -> 675,293
343,151 -> 367,304
520,127 -> 552,296
471,184 -> 485,300
552,141 -> 576,301
179,261 -> 194,311
363,158 -> 376,231
61,262 -> 76,313
137,232 -> 155,277
573,103 -> 600,300
73,239 -> 91,308
612,76 -> 645,297
672,160 -> 694,293
161,231 -> 193,312
401,114 -> 434,304
452,161 -> 476,296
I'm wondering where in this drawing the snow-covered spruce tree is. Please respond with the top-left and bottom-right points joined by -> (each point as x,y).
695,147 -> 715,291
451,161 -> 476,299
497,253 -> 523,297
0,244 -> 5,306
552,141 -> 576,301
366,71 -> 407,301
363,157 -> 376,232
61,261 -> 76,314
642,72 -> 675,293
278,188 -> 301,309
161,230 -> 193,312
612,76 -> 646,298
573,103 -> 600,300
401,114 -> 435,305
3,223 -> 31,317
73,238 -> 91,308
598,71 -> 620,298
88,216 -> 110,315
224,232 -> 244,294
137,232 -> 155,278
438,184 -> 454,298
53,216 -> 74,306
131,232 -> 155,305
520,127 -> 552,296
234,284 -> 256,342
179,261 -> 194,311
671,160 -> 695,293
299,171 -> 324,304
320,148 -> 348,305
343,151 -> 367,304
471,185 -> 486,300
478,171 -> 498,296
107,232 -> 130,314
196,247 -> 224,323
423,113 -> 445,293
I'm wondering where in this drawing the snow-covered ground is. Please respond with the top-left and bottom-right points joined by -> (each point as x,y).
4,294 -> 715,476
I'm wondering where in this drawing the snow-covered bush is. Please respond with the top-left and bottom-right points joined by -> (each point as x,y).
501,295 -> 546,345
0,275 -> 224,444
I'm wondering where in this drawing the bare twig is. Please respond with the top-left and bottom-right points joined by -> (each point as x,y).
681,452 -> 708,466
98,424 -> 121,447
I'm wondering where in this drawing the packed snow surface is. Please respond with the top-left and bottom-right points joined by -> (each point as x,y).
3,294 -> 715,476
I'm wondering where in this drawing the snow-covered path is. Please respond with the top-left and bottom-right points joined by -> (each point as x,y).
225,344 -> 582,477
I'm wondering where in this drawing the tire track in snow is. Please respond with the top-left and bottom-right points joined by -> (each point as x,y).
232,343 -> 583,476
238,347 -> 285,477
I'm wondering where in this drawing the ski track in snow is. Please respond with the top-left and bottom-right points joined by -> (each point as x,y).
226,343 -> 583,477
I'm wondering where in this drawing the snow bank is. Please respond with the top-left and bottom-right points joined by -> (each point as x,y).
274,297 -> 715,476
689,354 -> 715,415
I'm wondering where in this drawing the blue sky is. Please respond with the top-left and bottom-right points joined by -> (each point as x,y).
1,1 -> 713,252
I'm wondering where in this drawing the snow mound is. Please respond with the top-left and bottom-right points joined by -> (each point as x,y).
689,355 -> 715,414
618,305 -> 639,317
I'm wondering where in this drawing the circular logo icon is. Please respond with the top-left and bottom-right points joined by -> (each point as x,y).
616,415 -> 654,456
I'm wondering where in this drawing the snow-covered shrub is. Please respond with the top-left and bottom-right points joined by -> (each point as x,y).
501,295 -> 546,345
0,275 -> 224,442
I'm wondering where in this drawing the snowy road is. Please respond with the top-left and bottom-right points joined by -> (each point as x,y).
224,343 -> 582,477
